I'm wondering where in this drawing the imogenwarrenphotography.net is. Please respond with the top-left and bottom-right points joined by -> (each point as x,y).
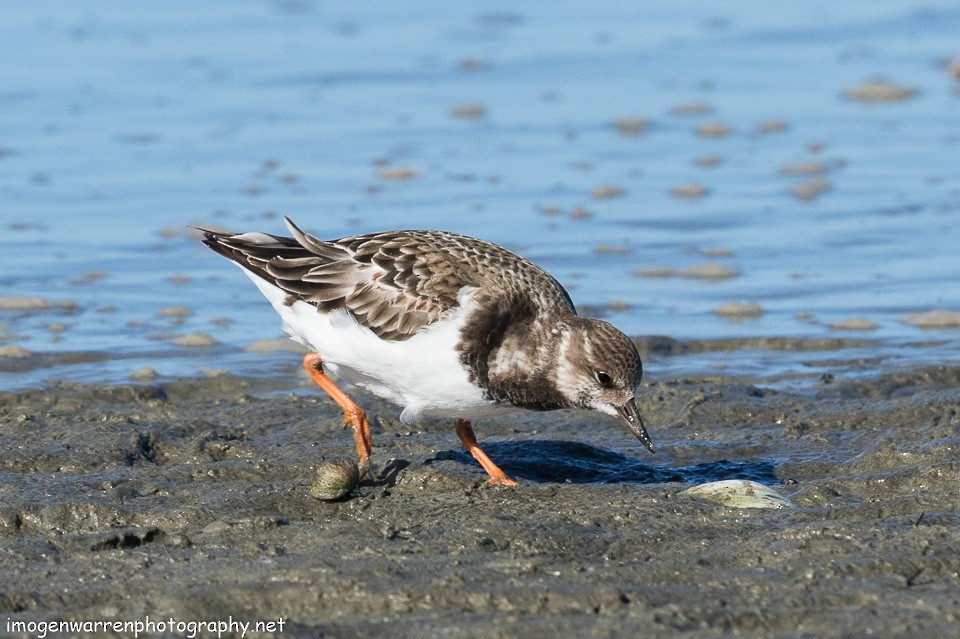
5,616 -> 286,638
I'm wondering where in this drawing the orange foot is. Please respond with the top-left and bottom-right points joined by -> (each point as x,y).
455,419 -> 517,487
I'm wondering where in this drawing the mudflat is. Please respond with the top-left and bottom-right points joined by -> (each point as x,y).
2,362 -> 959,637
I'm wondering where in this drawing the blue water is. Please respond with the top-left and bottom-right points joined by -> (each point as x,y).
1,1 -> 959,389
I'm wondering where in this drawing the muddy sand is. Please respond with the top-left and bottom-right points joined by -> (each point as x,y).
1,353 -> 959,638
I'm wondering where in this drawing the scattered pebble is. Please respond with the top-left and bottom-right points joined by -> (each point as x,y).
537,204 -> 560,216
607,300 -> 630,312
714,302 -> 764,319
310,458 -> 361,501
779,162 -> 827,176
211,316 -> 232,327
0,296 -> 78,313
947,58 -> 960,81
569,207 -> 593,220
594,244 -> 631,256
678,262 -> 740,281
680,480 -> 792,509
451,103 -> 486,119
671,102 -> 713,116
245,338 -> 307,353
829,318 -> 878,331
157,306 -> 192,322
844,79 -> 918,103
791,178 -> 832,201
378,167 -> 422,181
901,309 -> 960,329
612,116 -> 650,136
130,367 -> 158,382
697,122 -> 733,138
632,267 -> 674,279
69,270 -> 107,285
0,345 -> 31,358
171,333 -> 218,347
168,274 -> 191,285
96,305 -> 118,314
694,155 -> 723,168
701,247 -> 733,258
757,120 -> 789,134
591,185 -> 625,200
670,183 -> 709,200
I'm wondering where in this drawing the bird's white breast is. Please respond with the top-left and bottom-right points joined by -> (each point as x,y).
243,269 -> 508,423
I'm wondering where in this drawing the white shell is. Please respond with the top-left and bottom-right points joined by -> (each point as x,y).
680,479 -> 792,510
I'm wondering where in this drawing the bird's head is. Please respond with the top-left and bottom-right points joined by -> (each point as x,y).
556,317 -> 654,453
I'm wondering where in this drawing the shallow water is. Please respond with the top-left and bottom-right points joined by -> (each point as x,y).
1,1 -> 959,390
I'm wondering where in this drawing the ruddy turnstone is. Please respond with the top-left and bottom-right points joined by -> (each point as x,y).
202,217 -> 654,486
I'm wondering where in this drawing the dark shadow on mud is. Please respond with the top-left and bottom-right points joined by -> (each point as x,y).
433,440 -> 777,485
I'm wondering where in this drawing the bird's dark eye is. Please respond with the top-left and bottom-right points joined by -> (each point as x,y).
594,370 -> 614,387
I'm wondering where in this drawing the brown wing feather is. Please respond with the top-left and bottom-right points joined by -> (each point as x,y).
202,217 -> 575,341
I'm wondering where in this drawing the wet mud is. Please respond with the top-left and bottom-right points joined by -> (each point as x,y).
2,363 -> 959,637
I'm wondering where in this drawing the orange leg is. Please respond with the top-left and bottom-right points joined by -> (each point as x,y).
455,419 -> 517,486
303,353 -> 371,474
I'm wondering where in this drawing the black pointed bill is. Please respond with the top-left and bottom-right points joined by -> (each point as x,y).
616,399 -> 655,454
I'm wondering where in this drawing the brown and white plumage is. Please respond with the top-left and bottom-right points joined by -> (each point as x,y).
204,218 -> 575,342
202,217 -> 654,484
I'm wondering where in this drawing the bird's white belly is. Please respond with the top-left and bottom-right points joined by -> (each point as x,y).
244,270 -> 506,423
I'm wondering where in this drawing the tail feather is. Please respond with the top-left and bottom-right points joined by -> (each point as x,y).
201,228 -> 307,286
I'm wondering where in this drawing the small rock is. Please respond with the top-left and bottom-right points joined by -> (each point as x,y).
902,309 -> 960,329
701,247 -> 732,258
714,302 -> 764,319
757,120 -> 789,134
791,178 -> 832,201
632,267 -> 674,279
157,306 -> 192,324
591,185 -> 625,200
0,345 -> 31,358
310,458 -> 361,501
697,122 -> 733,138
678,262 -> 740,281
779,162 -> 827,176
70,270 -> 107,285
694,155 -> 723,168
130,367 -> 158,382
378,167 -> 422,181
245,338 -> 307,353
171,333 -> 218,347
452,103 -> 486,119
829,318 -> 878,331
612,116 -> 650,136
0,296 -> 78,313
844,79 -> 917,103
671,102 -> 713,116
948,59 -> 960,83
670,183 -> 709,200
594,244 -> 631,256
